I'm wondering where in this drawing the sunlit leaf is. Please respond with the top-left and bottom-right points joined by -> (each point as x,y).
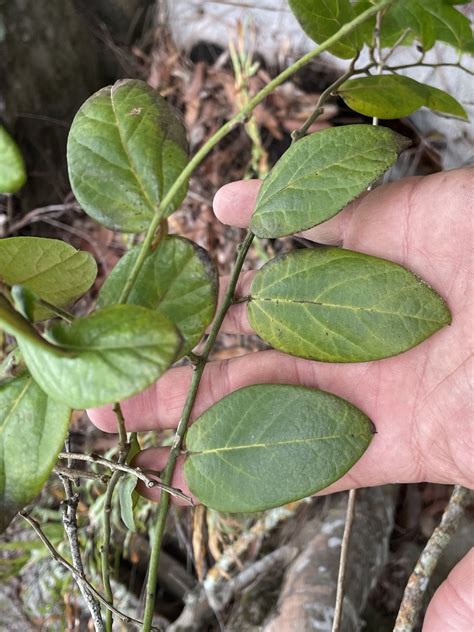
247,248 -> 451,362
337,75 -> 468,120
0,237 -> 97,320
0,374 -> 71,532
250,125 -> 410,238
67,79 -> 188,233
288,0 -> 361,59
99,236 -> 218,355
0,299 -> 181,409
185,384 -> 374,512
0,126 -> 26,194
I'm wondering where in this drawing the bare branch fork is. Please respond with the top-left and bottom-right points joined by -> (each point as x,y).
57,451 -> 193,504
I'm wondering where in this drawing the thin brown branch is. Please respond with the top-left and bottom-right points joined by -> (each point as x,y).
57,451 -> 192,502
5,202 -> 81,235
331,489 -> 357,632
58,437 -> 103,629
291,56 -> 361,143
387,61 -> 474,76
59,472 -> 105,631
394,485 -> 472,632
54,465 -> 110,484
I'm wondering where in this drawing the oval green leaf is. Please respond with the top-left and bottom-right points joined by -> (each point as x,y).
337,75 -> 468,120
288,0 -> 361,59
98,236 -> 218,355
118,474 -> 138,532
0,237 -> 97,320
0,126 -> 27,194
248,248 -> 451,363
184,384 -> 374,513
250,125 -> 410,239
0,301 -> 181,409
0,374 -> 71,532
67,79 -> 189,233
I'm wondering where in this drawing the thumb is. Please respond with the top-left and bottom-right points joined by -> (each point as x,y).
213,179 -> 355,246
423,548 -> 474,631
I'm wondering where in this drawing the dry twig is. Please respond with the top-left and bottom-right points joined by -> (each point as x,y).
331,489 -> 357,632
394,485 -> 473,632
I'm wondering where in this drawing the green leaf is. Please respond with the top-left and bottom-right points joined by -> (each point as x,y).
0,237 -> 97,320
249,125 -> 410,238
337,75 -> 468,120
11,285 -> 38,322
118,433 -> 141,532
184,384 -> 374,512
67,79 -> 189,233
355,0 -> 472,51
288,0 -> 361,59
0,301 -> 181,409
0,374 -> 71,532
421,0 -> 473,51
247,248 -> 451,363
98,236 -> 218,355
0,126 -> 27,194
118,474 -> 138,532
382,0 -> 436,49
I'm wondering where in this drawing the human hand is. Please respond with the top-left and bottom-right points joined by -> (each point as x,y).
89,167 -> 473,631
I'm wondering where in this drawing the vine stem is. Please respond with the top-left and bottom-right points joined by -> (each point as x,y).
291,55 -> 361,143
141,231 -> 254,629
118,0 -> 394,306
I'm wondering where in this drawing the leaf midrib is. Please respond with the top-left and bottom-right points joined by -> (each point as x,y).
109,88 -> 158,214
251,296 -> 446,323
189,431 -> 368,455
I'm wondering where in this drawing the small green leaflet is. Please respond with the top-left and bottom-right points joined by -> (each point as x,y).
0,374 -> 71,532
118,433 -> 141,532
0,300 -> 181,409
250,125 -> 410,239
247,248 -> 451,363
67,79 -> 189,233
99,236 -> 218,356
0,126 -> 26,194
118,475 -> 139,532
354,0 -> 472,52
0,237 -> 97,321
337,75 -> 468,120
288,0 -> 361,59
184,384 -> 374,513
